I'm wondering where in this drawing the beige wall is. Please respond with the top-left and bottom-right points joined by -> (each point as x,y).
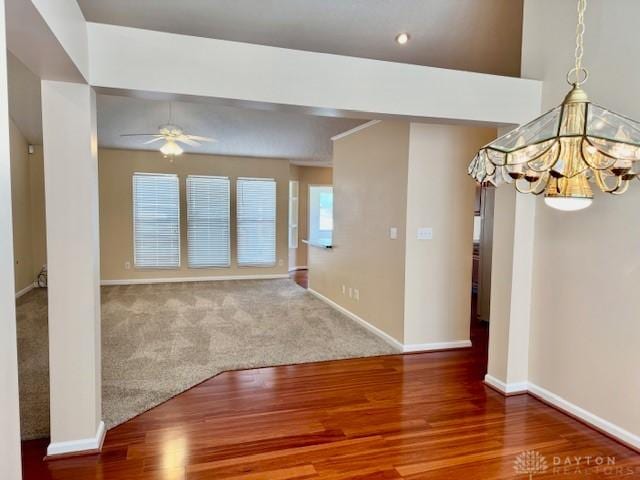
288,164 -> 332,270
8,119 -> 46,293
404,123 -> 495,345
99,149 -> 291,281
310,120 -> 496,346
29,145 -> 46,278
523,0 -> 640,438
309,121 -> 410,342
9,118 -> 33,293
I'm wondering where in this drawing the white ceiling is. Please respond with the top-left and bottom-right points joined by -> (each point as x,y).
77,0 -> 523,77
97,95 -> 365,163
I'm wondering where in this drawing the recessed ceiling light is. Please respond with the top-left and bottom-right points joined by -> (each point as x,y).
395,33 -> 410,45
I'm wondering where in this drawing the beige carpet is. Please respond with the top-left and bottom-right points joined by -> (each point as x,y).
16,279 -> 398,440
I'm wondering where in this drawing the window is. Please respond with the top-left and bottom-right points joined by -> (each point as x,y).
289,180 -> 299,249
308,185 -> 333,246
132,173 -> 180,268
186,175 -> 230,267
237,177 -> 276,266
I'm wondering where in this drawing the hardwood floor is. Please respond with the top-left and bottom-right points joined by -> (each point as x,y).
21,296 -> 640,479
290,269 -> 309,289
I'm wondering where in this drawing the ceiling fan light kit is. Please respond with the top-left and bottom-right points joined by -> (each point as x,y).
468,0 -> 640,211
121,104 -> 214,158
160,139 -> 184,157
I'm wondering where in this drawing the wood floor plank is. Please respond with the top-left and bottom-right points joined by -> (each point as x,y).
21,309 -> 640,479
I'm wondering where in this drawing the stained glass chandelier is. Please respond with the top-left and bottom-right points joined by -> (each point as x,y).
468,0 -> 640,211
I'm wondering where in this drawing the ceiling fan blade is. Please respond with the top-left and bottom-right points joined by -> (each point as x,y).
186,135 -> 215,142
142,137 -> 165,145
120,133 -> 163,138
175,136 -> 200,146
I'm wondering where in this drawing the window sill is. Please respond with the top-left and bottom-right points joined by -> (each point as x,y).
302,239 -> 333,249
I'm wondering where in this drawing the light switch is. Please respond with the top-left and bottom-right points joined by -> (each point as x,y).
389,227 -> 398,240
417,227 -> 433,240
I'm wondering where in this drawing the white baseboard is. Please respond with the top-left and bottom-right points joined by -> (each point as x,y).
101,274 -> 290,286
47,420 -> 106,456
15,283 -> 35,299
484,376 -> 640,451
307,288 -> 403,350
527,382 -> 640,451
484,374 -> 528,395
288,266 -> 308,272
307,289 -> 473,354
403,340 -> 472,353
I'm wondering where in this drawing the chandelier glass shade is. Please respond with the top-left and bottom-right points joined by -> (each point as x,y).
468,85 -> 640,210
468,0 -> 640,211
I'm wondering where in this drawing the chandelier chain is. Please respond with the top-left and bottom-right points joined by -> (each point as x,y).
573,0 -> 587,84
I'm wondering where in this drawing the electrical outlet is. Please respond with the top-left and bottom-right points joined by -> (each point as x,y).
389,227 -> 398,240
354,289 -> 360,301
125,261 -> 131,270
348,287 -> 353,298
417,227 -> 433,240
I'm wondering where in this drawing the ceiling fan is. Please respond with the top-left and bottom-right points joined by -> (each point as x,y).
121,104 -> 214,157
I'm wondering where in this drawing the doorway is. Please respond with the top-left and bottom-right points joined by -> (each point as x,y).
471,184 -> 494,365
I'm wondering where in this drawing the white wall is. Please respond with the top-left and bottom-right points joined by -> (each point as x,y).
0,0 -> 23,476
523,0 -> 640,442
42,81 -> 104,454
87,23 -> 542,126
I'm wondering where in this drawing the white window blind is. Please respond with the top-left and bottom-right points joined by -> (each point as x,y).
237,177 -> 276,267
133,173 -> 180,268
186,175 -> 230,268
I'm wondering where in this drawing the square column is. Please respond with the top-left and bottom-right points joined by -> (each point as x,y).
41,81 -> 104,456
485,188 -> 535,393
0,0 -> 23,477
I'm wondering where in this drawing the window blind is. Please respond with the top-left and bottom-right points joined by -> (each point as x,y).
133,173 -> 180,268
186,175 -> 230,268
237,177 -> 276,267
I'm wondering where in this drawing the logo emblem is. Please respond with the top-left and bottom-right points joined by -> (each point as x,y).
514,450 -> 548,479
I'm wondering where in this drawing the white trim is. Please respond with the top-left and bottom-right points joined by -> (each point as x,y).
483,378 -> 640,450
15,283 -> 35,299
331,120 -> 381,141
308,288 -> 475,354
484,374 -> 528,395
307,288 -> 403,350
288,266 -> 308,272
403,340 -> 472,353
47,420 -> 106,456
101,274 -> 290,286
527,382 -> 640,451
